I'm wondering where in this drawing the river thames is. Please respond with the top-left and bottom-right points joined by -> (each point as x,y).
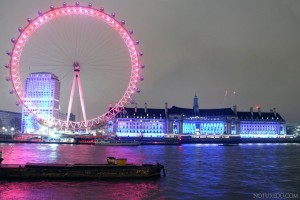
0,143 -> 299,200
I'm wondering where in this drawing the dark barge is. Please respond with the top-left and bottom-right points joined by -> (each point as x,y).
0,156 -> 165,180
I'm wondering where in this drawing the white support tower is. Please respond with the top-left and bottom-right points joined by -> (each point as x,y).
66,62 -> 87,131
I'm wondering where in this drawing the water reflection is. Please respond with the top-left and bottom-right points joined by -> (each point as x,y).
0,144 -> 147,165
0,180 -> 163,200
0,143 -> 300,199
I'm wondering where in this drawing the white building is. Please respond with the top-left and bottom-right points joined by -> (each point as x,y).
21,72 -> 60,133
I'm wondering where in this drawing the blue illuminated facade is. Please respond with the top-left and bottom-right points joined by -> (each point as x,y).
21,72 -> 60,133
166,106 -> 238,136
112,95 -> 286,138
236,108 -> 285,138
114,105 -> 167,137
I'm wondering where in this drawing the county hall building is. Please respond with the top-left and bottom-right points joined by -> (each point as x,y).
112,95 -> 286,138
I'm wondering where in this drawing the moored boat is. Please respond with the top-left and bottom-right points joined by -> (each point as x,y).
95,139 -> 141,146
140,137 -> 181,145
0,156 -> 165,180
218,144 -> 239,146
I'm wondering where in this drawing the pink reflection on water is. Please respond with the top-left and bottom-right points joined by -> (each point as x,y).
0,180 -> 164,200
0,143 -> 58,164
0,143 -> 163,200
0,143 -> 148,165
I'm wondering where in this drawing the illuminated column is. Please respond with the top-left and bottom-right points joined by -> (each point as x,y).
231,120 -> 236,134
168,119 -> 173,134
236,120 -> 240,135
165,118 -> 169,133
199,123 -> 203,134
179,117 -> 183,134
227,120 -> 231,134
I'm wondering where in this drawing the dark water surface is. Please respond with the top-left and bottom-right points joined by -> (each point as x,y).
0,143 -> 299,200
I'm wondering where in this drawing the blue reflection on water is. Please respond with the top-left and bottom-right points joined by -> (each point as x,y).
0,143 -> 299,199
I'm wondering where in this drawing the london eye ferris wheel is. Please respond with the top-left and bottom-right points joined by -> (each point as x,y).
5,2 -> 144,131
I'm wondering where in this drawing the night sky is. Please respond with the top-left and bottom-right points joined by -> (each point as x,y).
0,0 -> 300,123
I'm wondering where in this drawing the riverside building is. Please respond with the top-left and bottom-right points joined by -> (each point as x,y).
0,110 -> 21,133
21,72 -> 60,133
19,73 -> 286,138
113,95 -> 286,138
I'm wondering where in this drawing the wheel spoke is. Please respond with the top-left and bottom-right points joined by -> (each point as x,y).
8,4 -> 142,131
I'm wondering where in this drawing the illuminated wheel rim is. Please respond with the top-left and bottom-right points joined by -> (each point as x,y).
7,3 -> 143,130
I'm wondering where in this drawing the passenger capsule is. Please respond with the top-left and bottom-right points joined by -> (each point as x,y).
88,3 -> 92,7
130,99 -> 135,104
135,40 -> 139,45
129,30 -> 133,34
139,52 -> 143,57
121,20 -> 125,25
136,88 -> 141,93
5,77 -> 11,82
140,76 -> 144,81
50,5 -> 55,10
4,64 -> 10,69
100,7 -> 104,12
18,27 -> 23,32
11,38 -> 16,43
6,51 -> 11,56
9,89 -> 14,94
38,10 -> 43,16
141,64 -> 145,69
75,2 -> 80,6
27,18 -> 32,23
62,2 -> 67,7
111,13 -> 115,18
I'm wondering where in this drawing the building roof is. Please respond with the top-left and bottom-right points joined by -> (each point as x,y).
116,106 -> 285,122
29,72 -> 59,80
118,106 -> 236,118
168,106 -> 235,117
117,107 -> 166,118
236,111 -> 285,122
0,110 -> 22,115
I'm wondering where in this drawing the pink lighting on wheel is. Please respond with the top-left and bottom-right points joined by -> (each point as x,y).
8,3 -> 143,130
